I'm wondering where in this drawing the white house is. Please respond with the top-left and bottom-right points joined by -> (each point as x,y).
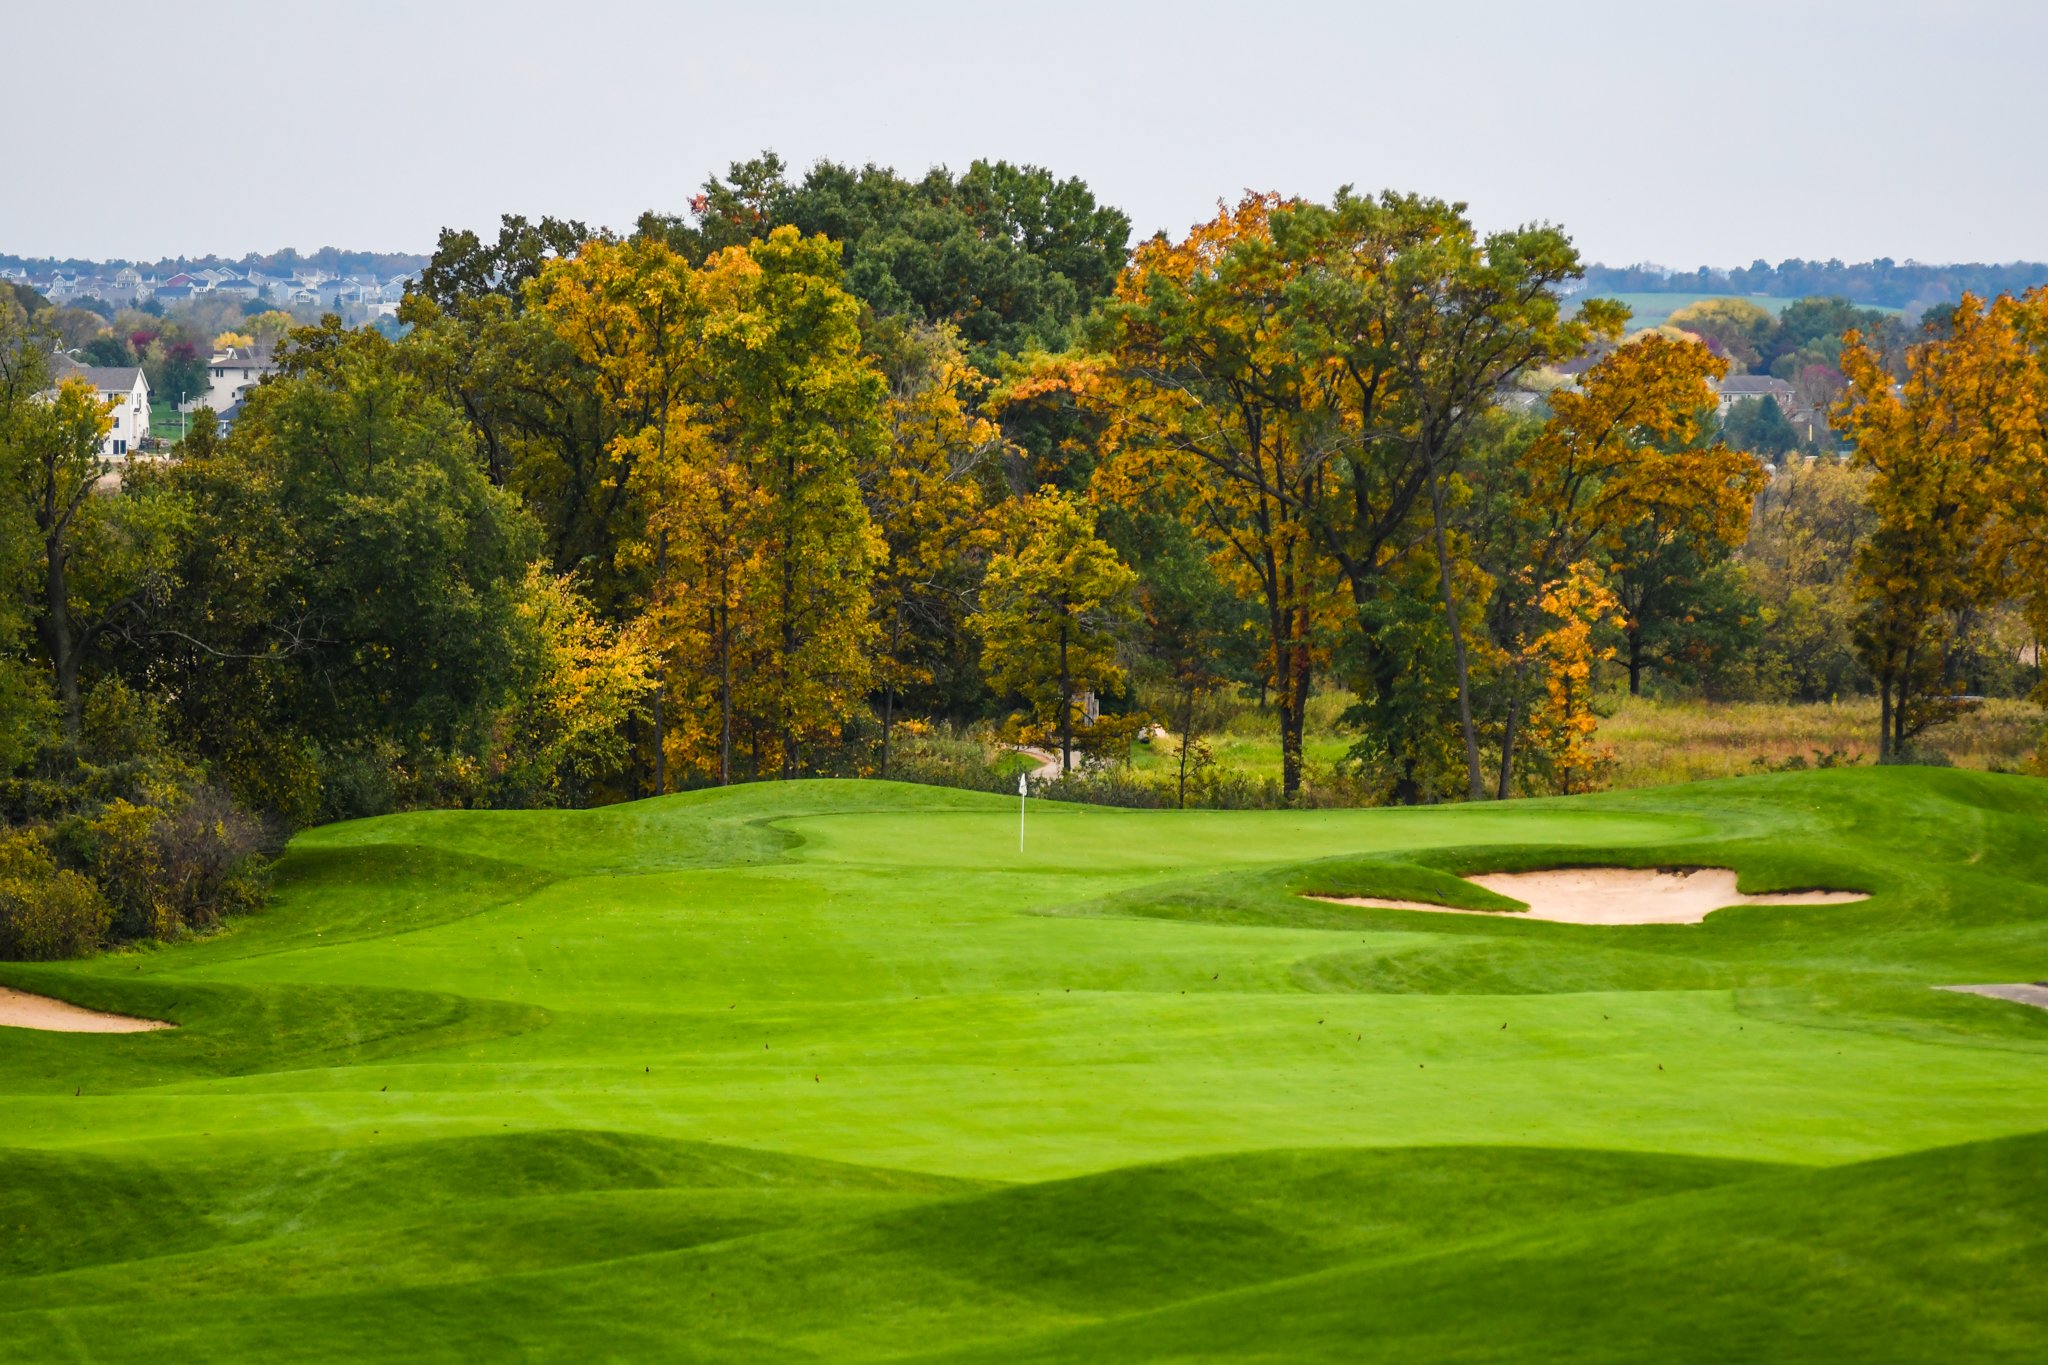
48,356 -> 151,459
193,346 -> 274,414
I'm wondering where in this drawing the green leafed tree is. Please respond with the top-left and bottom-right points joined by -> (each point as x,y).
643,152 -> 1131,368
974,489 -> 1136,775
146,320 -> 541,821
1721,395 -> 1801,458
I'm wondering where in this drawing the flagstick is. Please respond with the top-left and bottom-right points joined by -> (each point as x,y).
1018,771 -> 1028,853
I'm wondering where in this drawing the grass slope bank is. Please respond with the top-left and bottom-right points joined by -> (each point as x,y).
4,767 -> 2046,1359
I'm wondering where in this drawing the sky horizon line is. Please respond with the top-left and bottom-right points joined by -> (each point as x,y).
9,240 -> 2046,275
8,2 -> 2044,267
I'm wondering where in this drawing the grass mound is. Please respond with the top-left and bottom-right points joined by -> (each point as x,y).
4,766 -> 2046,1359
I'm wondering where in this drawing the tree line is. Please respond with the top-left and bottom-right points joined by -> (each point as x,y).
3,153 -> 2045,961
1582,258 -> 2048,312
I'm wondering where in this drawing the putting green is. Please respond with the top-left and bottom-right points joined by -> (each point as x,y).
4,767 -> 2047,1360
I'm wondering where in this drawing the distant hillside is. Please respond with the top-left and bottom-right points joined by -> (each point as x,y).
1581,259 -> 2048,313
1583,292 -> 1902,332
0,246 -> 429,279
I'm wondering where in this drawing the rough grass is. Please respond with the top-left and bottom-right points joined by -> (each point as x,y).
1121,691 -> 2045,796
1602,695 -> 2045,787
4,768 -> 2048,1360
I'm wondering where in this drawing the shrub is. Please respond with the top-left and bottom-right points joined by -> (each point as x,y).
64,785 -> 272,942
0,829 -> 111,961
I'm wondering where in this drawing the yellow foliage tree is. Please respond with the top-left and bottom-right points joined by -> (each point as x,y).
866,322 -> 998,775
974,488 -> 1136,775
534,228 -> 886,787
1835,293 -> 2038,757
1518,564 -> 1624,796
533,235 -> 702,789
1486,333 -> 1763,793
1088,195 -> 1341,799
490,566 -> 656,803
1665,297 -> 1776,370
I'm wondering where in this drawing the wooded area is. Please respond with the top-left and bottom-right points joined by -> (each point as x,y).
4,154 -> 2046,958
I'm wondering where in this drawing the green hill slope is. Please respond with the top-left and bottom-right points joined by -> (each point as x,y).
4,768 -> 2046,1359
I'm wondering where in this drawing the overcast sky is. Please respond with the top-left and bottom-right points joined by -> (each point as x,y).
12,0 -> 2045,267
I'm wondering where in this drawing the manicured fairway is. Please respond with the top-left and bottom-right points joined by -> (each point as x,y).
4,768 -> 2047,1360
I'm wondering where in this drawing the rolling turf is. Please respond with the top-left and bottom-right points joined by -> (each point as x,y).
3,767 -> 2046,1360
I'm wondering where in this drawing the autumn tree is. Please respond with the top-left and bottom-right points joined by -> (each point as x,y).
1473,334 -> 1762,793
12,373 -> 117,736
974,489 -> 1136,774
403,214 -> 635,600
0,314 -> 182,743
1738,457 -> 1874,700
1837,291 -> 2045,758
1274,190 -> 1620,799
1665,297 -> 1776,370
488,566 -> 655,806
698,230 -> 886,780
531,227 -> 888,787
1517,564 -> 1623,796
531,236 -> 700,790
862,319 -> 998,775
1090,196 -> 1341,800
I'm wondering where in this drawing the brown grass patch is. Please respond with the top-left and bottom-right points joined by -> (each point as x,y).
1600,697 -> 2044,789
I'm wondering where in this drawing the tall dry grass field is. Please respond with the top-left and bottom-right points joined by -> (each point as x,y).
1600,696 -> 2045,789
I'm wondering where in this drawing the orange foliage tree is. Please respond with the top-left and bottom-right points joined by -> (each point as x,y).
1483,334 -> 1763,793
1087,196 -> 1342,800
1835,292 -> 2048,758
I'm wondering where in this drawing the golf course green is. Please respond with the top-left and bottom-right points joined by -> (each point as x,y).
4,766 -> 2047,1360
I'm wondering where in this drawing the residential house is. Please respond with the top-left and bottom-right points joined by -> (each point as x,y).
1712,375 -> 1798,415
193,345 -> 275,414
48,356 -> 151,458
211,274 -> 260,301
1713,374 -> 1825,444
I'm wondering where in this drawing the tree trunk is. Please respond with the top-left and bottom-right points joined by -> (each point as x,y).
652,530 -> 668,796
1627,628 -> 1645,696
717,526 -> 733,786
1058,622 -> 1073,775
1427,465 -> 1484,800
881,683 -> 894,780
1279,688 -> 1305,802
1392,758 -> 1420,806
41,534 -> 80,740
1496,664 -> 1525,801
1175,681 -> 1195,810
781,523 -> 798,781
880,607 -> 899,780
1877,677 -> 1893,762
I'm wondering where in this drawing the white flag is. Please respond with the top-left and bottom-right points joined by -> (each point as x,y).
1018,772 -> 1028,795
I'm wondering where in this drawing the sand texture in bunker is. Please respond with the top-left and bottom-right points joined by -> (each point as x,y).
1937,982 -> 2048,1010
1310,866 -> 1869,926
0,985 -> 175,1033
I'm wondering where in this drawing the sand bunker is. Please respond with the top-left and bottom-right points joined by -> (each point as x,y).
1937,983 -> 2048,1011
0,985 -> 174,1033
1311,866 -> 1869,926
